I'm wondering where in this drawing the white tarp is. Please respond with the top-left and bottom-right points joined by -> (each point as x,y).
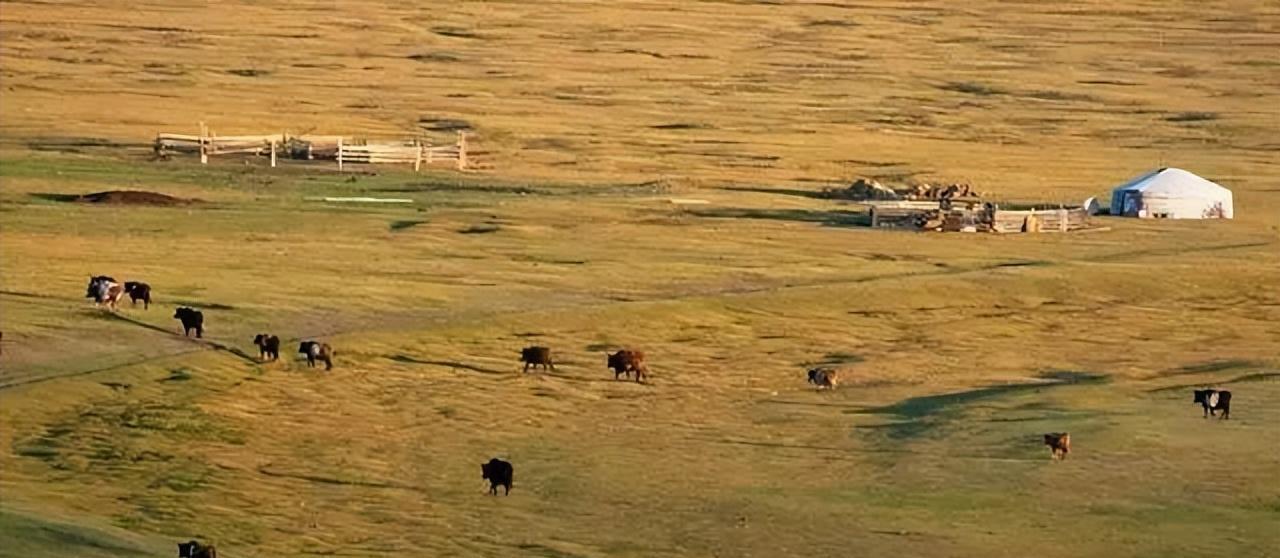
1109,167 -> 1233,219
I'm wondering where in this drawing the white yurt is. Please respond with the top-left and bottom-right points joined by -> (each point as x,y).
1109,167 -> 1233,219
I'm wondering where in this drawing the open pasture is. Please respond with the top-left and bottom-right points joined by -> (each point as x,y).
2,0 -> 1280,556
1,153 -> 1278,557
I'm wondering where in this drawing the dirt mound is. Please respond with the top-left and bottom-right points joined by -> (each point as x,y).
76,191 -> 195,206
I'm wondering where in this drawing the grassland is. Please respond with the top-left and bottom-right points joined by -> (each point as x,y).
2,1 -> 1280,557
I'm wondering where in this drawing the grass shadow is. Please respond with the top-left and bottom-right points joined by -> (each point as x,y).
718,185 -> 828,200
387,354 -> 508,375
689,207 -> 869,228
1147,371 -> 1280,393
854,370 -> 1108,440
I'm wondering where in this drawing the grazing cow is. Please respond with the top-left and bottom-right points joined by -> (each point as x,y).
173,307 -> 204,338
1044,432 -> 1070,460
253,334 -> 280,361
1193,389 -> 1232,420
521,346 -> 554,373
807,368 -> 838,390
85,275 -> 116,299
481,458 -> 514,495
298,341 -> 334,370
86,276 -> 126,310
177,540 -> 217,558
606,349 -> 648,382
123,281 -> 152,309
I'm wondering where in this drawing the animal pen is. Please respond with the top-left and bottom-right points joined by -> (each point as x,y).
865,201 -> 1092,233
154,123 -> 469,171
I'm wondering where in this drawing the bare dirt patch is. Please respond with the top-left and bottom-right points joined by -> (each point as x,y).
34,190 -> 198,206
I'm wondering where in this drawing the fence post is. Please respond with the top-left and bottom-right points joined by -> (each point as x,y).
869,206 -> 879,228
199,121 -> 208,165
414,139 -> 422,172
456,131 -> 467,170
337,137 -> 344,171
1058,208 -> 1068,232
270,140 -> 277,168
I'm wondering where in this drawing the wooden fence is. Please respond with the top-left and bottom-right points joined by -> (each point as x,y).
864,201 -> 1091,233
154,123 -> 469,171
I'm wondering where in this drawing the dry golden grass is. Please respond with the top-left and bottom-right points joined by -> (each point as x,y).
2,2 -> 1280,557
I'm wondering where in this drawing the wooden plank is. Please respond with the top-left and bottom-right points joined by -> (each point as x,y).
303,197 -> 414,204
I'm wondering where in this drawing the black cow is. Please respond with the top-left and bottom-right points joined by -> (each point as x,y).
298,341 -> 334,370
481,458 -> 513,495
177,540 -> 217,558
253,334 -> 280,361
1193,389 -> 1232,420
521,346 -> 554,373
124,281 -> 152,309
173,307 -> 204,338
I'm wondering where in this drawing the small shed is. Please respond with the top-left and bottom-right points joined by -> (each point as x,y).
1109,168 -> 1233,219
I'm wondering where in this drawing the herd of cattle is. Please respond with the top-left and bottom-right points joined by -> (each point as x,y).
79,273 -> 1240,555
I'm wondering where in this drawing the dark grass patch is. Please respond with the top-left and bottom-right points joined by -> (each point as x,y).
26,137 -> 144,152
1078,79 -> 1141,86
806,18 -> 857,27
1166,112 -> 1218,123
158,368 -> 192,382
812,352 -> 864,367
387,354 -> 507,375
511,254 -> 586,265
389,219 -> 427,231
689,207 -> 869,227
226,68 -> 270,77
855,371 -> 1107,439
720,185 -> 827,200
651,122 -> 714,130
993,260 -> 1051,269
458,223 -> 501,234
408,52 -> 461,63
1147,371 -> 1280,393
170,301 -> 235,310
938,81 -> 1007,96
1024,90 -> 1097,102
432,26 -> 479,39
1164,359 -> 1259,377
31,191 -> 196,206
417,116 -> 473,131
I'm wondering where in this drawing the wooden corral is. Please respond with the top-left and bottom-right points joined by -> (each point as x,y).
866,201 -> 1091,233
154,124 -> 469,171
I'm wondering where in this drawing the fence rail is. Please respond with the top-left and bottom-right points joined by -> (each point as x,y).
154,123 -> 470,171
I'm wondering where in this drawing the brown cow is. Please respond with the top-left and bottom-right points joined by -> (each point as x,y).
521,346 -> 554,373
1044,432 -> 1070,460
606,349 -> 648,383
807,368 -> 838,390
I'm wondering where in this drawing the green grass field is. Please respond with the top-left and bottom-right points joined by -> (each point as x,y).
2,1 -> 1280,556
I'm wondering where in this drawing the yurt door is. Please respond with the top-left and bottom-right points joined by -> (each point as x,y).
1122,191 -> 1141,216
